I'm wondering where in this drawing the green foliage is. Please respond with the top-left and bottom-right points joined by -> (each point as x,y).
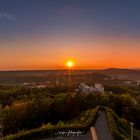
3,106 -> 140,140
3,107 -> 99,140
0,85 -> 140,139
104,85 -> 127,94
105,107 -> 140,140
112,129 -> 129,140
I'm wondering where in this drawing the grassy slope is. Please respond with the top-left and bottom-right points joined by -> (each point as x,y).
105,107 -> 140,140
4,107 -> 99,140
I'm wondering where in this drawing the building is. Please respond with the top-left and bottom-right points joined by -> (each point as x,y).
76,83 -> 104,94
95,84 -> 104,93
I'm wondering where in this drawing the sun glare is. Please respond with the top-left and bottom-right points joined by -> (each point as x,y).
66,60 -> 74,68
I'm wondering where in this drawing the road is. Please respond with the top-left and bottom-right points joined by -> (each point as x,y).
95,111 -> 114,140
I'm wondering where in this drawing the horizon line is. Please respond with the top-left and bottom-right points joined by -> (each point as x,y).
0,67 -> 140,72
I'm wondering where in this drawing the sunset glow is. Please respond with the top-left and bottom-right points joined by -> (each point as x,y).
66,60 -> 74,68
0,0 -> 140,70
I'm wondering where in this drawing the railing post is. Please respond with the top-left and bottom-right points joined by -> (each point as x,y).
130,122 -> 134,140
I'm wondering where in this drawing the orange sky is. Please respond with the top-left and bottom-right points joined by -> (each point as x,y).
1,0 -> 140,70
0,35 -> 140,70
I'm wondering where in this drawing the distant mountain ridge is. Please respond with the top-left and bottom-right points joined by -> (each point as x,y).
0,68 -> 140,85
100,68 -> 140,74
0,70 -> 109,85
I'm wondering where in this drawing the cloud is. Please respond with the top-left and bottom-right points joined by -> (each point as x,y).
0,12 -> 16,21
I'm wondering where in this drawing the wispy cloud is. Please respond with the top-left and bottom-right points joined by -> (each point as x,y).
0,12 -> 16,21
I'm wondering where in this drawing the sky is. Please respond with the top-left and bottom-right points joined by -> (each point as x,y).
0,0 -> 140,70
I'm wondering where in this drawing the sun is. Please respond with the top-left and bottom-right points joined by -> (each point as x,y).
66,60 -> 74,68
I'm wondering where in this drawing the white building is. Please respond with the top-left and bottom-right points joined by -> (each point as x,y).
95,84 -> 104,93
136,80 -> 140,85
76,83 -> 104,94
124,81 -> 132,84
